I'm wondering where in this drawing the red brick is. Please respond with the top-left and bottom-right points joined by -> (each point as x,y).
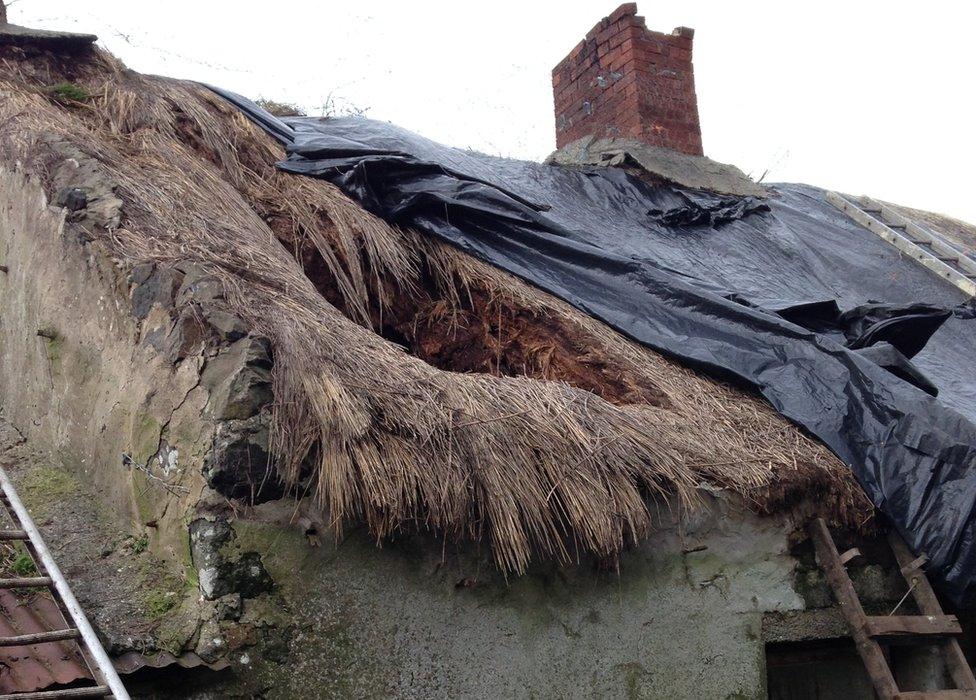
608,2 -> 638,23
552,4 -> 703,155
608,30 -> 629,50
669,47 -> 691,62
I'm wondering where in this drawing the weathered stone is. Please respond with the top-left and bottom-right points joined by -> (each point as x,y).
259,626 -> 292,665
223,621 -> 258,651
204,415 -> 283,503
130,264 -> 184,320
547,134 -> 767,198
175,265 -> 224,307
129,262 -> 155,286
201,337 -> 273,421
46,140 -> 123,229
172,265 -> 249,341
190,517 -> 232,600
216,593 -> 243,622
143,305 -> 211,363
195,618 -> 227,664
53,186 -> 87,212
230,552 -> 274,598
201,308 -> 248,342
189,517 -> 274,601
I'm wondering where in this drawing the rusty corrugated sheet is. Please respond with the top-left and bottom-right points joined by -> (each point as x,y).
113,650 -> 229,674
0,588 -> 92,693
0,590 -> 232,694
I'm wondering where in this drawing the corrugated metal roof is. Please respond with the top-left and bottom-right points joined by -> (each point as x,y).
114,650 -> 229,675
0,588 -> 92,693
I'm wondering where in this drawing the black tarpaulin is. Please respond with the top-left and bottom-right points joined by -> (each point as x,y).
212,87 -> 976,606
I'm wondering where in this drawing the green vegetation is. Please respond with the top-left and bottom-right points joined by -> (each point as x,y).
11,552 -> 36,576
255,98 -> 305,117
1,542 -> 38,579
131,533 -> 149,554
125,556 -> 198,654
19,466 -> 77,520
130,412 -> 162,466
181,516 -> 199,589
136,557 -> 189,622
36,326 -> 63,370
143,588 -> 178,619
131,470 -> 155,524
156,621 -> 189,656
49,82 -> 90,103
230,520 -> 305,597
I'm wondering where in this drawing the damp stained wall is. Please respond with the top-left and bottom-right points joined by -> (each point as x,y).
225,493 -> 807,699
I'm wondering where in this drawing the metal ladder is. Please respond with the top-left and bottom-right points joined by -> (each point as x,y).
0,467 -> 129,699
810,518 -> 976,699
826,192 -> 976,298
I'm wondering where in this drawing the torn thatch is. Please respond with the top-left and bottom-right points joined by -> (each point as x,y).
0,45 -> 871,572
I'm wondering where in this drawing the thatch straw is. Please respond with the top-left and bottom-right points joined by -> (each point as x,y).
0,46 -> 871,572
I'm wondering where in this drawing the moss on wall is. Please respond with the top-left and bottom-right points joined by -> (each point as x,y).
129,413 -> 162,466
18,465 -> 77,520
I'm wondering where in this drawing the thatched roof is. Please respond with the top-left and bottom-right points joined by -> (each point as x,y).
0,45 -> 870,572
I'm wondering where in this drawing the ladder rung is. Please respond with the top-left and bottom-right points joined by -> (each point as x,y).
887,223 -> 907,229
863,614 -> 961,640
809,518 -> 900,696
0,686 -> 112,699
863,208 -> 882,214
0,576 -> 51,589
937,257 -> 960,263
0,628 -> 80,647
839,547 -> 862,565
0,529 -> 28,540
888,532 -> 976,692
900,553 -> 929,577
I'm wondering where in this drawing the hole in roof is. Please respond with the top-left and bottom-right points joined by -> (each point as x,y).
273,217 -> 672,409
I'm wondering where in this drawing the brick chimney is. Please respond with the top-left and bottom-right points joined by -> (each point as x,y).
552,3 -> 703,156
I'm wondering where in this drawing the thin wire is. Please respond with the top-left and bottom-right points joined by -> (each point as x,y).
889,579 -> 917,616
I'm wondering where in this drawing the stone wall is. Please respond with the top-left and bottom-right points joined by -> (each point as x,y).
0,164 -> 277,664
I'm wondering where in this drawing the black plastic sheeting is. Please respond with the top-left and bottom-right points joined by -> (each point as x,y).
212,88 -> 976,606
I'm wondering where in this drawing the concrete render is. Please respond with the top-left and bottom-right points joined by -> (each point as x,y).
227,495 -> 803,699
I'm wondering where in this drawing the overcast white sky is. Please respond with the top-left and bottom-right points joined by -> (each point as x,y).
13,1 -> 976,223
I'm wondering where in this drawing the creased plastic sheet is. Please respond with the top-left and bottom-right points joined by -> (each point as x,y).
212,87 -> 976,606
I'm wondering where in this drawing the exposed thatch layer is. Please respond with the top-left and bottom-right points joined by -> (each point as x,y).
890,203 -> 976,259
0,45 -> 871,572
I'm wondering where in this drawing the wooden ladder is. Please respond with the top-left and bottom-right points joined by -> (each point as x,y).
810,518 -> 976,699
825,192 -> 976,298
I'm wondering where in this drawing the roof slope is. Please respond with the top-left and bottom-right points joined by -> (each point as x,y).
232,94 -> 976,599
0,44 -> 867,573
